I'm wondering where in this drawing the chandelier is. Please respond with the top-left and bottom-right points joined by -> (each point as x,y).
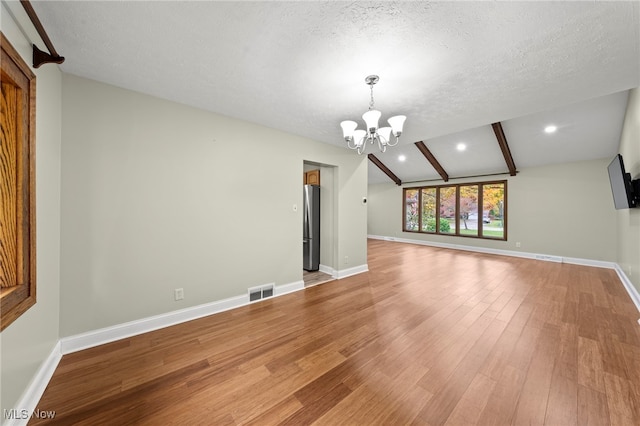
340,75 -> 406,155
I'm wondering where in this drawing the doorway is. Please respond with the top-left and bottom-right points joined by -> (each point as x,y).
302,161 -> 337,287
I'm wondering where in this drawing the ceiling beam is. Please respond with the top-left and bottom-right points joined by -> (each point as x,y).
20,0 -> 65,67
415,141 -> 449,182
368,154 -> 401,186
491,122 -> 517,176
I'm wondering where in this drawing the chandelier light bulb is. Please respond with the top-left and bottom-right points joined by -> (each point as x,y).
353,130 -> 366,147
362,110 -> 381,133
340,120 -> 358,140
388,115 -> 406,136
378,127 -> 392,143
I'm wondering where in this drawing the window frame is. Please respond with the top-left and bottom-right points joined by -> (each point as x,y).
402,180 -> 507,241
1,32 -> 37,331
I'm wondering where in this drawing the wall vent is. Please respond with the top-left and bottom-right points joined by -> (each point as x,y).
248,284 -> 275,302
535,254 -> 563,263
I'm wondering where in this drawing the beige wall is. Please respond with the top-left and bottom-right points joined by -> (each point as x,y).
60,74 -> 368,337
0,2 -> 62,416
368,157 -> 618,262
617,88 -> 640,290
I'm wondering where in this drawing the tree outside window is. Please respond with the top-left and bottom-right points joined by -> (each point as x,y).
404,189 -> 419,231
402,181 -> 506,240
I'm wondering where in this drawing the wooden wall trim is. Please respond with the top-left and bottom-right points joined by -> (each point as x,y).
0,32 -> 37,331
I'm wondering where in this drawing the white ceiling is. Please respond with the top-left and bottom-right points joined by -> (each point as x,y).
30,1 -> 640,184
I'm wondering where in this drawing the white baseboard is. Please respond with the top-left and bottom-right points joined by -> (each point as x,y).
317,263 -> 368,280
4,342 -> 62,426
275,280 -> 304,296
335,264 -> 369,279
319,264 -> 335,277
60,279 -> 305,355
614,264 -> 640,314
60,294 -> 246,354
563,256 -> 617,269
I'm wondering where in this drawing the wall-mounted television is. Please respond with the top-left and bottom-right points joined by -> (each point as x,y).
607,154 -> 639,209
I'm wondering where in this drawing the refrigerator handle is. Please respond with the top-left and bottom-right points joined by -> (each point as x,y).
303,186 -> 310,239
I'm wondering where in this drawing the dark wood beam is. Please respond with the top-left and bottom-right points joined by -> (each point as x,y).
415,141 -> 449,182
20,0 -> 65,67
368,154 -> 401,186
491,122 -> 517,176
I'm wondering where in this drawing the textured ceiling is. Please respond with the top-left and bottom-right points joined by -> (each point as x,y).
29,1 -> 640,184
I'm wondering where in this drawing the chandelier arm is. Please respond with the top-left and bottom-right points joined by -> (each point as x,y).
387,134 -> 400,147
357,143 -> 366,155
346,137 -> 359,150
378,138 -> 387,153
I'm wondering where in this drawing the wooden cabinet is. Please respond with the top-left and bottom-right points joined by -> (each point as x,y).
304,169 -> 320,186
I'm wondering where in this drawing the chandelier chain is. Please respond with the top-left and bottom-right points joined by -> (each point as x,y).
369,84 -> 375,111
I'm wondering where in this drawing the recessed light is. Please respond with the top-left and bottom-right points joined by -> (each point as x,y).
544,125 -> 557,134
456,143 -> 467,152
398,155 -> 406,162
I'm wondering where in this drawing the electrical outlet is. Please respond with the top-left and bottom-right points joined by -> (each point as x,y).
344,256 -> 349,265
174,288 -> 184,301
515,242 -> 521,248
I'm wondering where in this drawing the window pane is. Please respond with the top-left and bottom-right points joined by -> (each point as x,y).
459,185 -> 479,237
439,187 -> 456,234
404,189 -> 419,231
483,183 -> 505,239
420,188 -> 437,232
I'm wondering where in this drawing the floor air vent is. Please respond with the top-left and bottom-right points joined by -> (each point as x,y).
535,254 -> 563,263
248,284 -> 275,302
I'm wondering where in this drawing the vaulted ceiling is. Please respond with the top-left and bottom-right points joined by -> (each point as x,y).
29,1 -> 640,184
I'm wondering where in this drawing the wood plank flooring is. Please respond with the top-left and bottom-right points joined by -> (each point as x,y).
31,240 -> 640,425
303,270 -> 333,287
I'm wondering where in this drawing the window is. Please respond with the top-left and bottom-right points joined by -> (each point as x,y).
404,188 -> 419,231
420,188 -> 436,232
483,183 -> 506,239
403,181 -> 506,240
439,186 -> 456,234
460,185 -> 479,237
1,33 -> 37,331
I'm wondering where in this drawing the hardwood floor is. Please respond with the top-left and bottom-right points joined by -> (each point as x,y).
31,240 -> 640,425
303,270 -> 334,287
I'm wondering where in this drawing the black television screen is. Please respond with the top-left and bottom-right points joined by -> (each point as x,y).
607,154 -> 637,209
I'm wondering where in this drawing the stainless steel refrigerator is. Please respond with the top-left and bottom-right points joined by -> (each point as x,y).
303,184 -> 320,271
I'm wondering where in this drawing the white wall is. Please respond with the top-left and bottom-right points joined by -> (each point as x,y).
0,1 -> 62,417
368,157 -> 618,262
617,88 -> 640,291
60,74 -> 368,337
